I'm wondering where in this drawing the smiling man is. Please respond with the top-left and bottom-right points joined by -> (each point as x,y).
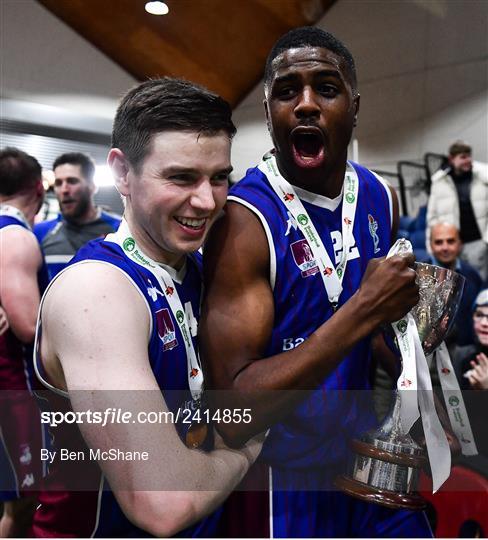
32,78 -> 262,537
34,152 -> 120,279
200,27 -> 433,537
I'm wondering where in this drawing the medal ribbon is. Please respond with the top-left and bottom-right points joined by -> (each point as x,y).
106,219 -> 204,402
0,204 -> 31,230
258,155 -> 359,308
435,341 -> 478,455
388,238 -> 450,491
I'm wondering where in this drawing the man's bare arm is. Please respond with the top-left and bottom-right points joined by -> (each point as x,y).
0,227 -> 42,343
42,263 -> 262,537
200,202 -> 419,447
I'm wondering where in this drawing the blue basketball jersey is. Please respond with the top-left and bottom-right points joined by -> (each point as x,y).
34,236 -> 221,538
229,161 -> 393,472
228,163 -> 433,538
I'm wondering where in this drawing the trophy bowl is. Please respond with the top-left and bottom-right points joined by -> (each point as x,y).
335,262 -> 465,509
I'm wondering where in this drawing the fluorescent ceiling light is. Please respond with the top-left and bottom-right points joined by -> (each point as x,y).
145,1 -> 169,15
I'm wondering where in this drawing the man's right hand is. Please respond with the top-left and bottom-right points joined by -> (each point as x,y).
356,254 -> 419,325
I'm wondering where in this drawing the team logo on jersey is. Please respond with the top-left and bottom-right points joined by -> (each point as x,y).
190,367 -> 199,378
123,237 -> 135,252
165,286 -> 174,296
441,367 -> 451,374
323,267 -> 333,276
19,444 -> 32,465
283,193 -> 295,202
368,214 -> 381,253
400,378 -> 412,388
155,308 -> 178,351
290,239 -> 319,278
344,217 -> 352,225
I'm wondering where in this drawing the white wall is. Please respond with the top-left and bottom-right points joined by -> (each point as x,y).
232,0 -> 488,178
1,0 -> 137,130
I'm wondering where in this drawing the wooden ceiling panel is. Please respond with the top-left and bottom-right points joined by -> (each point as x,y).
38,0 -> 335,106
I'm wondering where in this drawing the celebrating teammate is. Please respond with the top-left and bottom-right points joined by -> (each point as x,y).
200,27 -> 434,537
33,78 -> 262,537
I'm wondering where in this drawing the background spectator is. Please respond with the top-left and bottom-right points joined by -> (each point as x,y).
454,289 -> 488,456
34,152 -> 120,280
427,141 -> 488,281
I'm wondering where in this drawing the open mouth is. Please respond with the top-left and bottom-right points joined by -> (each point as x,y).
291,129 -> 325,168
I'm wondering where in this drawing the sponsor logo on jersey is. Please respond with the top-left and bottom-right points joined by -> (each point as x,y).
345,192 -> 355,204
123,237 -> 135,252
155,308 -> 178,351
283,193 -> 295,202
290,239 -> 319,278
368,214 -> 381,253
165,286 -> 174,296
297,214 -> 309,226
147,279 -> 164,302
190,368 -> 199,378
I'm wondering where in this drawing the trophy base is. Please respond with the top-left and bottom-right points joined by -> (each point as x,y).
335,435 -> 428,511
335,474 -> 427,510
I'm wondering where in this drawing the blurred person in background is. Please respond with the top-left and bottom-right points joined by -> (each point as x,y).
454,289 -> 488,456
422,222 -> 482,348
0,147 -> 48,537
34,152 -> 120,279
427,141 -> 488,281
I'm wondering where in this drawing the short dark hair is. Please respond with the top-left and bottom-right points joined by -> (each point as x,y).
53,152 -> 96,183
264,26 -> 357,93
449,141 -> 471,157
112,77 -> 236,172
0,147 -> 42,196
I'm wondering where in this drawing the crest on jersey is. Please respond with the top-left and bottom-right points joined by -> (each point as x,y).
368,214 -> 380,253
290,239 -> 319,278
155,308 -> 178,351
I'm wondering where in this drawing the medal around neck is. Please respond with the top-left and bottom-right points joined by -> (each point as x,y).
336,261 -> 465,509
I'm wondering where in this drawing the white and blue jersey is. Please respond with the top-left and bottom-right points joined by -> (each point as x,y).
33,235 -> 221,538
229,161 -> 432,538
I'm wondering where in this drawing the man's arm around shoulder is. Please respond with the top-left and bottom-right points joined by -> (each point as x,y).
42,262 -> 262,537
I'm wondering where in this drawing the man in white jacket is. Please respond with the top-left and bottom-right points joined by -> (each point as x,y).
427,141 -> 488,280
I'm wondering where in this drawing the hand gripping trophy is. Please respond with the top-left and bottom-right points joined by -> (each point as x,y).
336,239 -> 478,509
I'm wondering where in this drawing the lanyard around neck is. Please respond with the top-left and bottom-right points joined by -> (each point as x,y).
105,219 -> 203,402
0,204 -> 31,230
258,155 -> 359,308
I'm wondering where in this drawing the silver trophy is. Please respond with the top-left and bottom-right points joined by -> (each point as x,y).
336,262 -> 465,509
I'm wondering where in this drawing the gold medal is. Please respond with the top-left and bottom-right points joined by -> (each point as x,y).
185,422 -> 208,449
